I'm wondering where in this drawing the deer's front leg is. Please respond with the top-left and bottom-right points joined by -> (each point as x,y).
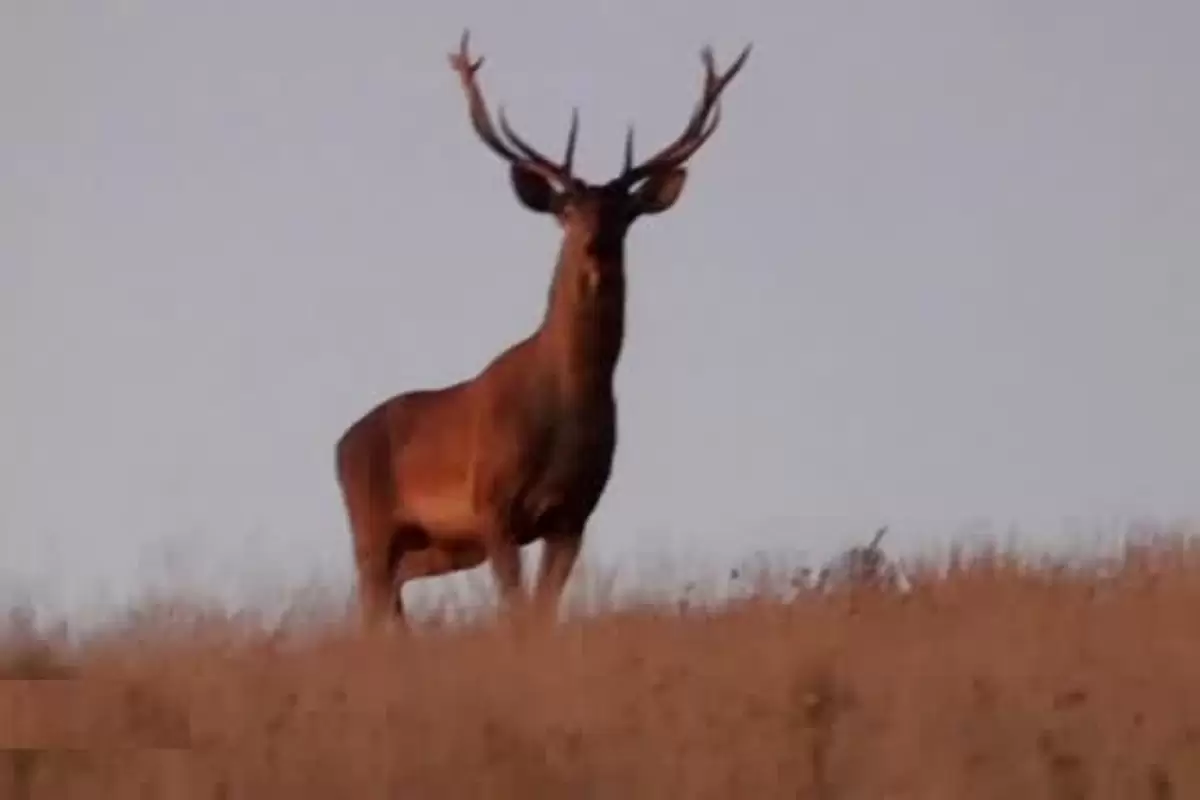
485,532 -> 527,615
533,531 -> 583,623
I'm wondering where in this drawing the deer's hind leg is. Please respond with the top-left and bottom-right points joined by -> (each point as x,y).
342,480 -> 402,632
354,553 -> 395,631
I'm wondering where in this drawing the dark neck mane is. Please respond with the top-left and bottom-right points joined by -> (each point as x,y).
536,234 -> 627,395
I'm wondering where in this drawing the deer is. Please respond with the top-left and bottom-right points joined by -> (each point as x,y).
816,527 -> 907,592
334,30 -> 751,631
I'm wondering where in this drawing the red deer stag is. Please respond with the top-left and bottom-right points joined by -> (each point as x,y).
817,527 -> 905,592
335,30 -> 751,630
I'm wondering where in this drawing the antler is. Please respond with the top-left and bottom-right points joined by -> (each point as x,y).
448,30 -> 579,190
869,526 -> 888,551
616,43 -> 752,187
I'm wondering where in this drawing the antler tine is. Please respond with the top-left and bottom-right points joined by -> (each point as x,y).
449,29 -> 576,188
869,526 -> 888,550
622,124 -> 635,174
655,100 -> 723,171
617,42 -> 751,186
448,31 -> 522,164
564,107 -> 579,174
663,42 -> 749,157
496,106 -> 580,188
622,100 -> 723,182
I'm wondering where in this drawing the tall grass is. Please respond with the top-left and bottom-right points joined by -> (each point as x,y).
2,533 -> 1199,798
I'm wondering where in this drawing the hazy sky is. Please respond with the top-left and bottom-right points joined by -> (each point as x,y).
3,1 -> 1198,619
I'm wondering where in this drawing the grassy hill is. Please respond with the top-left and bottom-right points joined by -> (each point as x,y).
2,534 -> 1198,798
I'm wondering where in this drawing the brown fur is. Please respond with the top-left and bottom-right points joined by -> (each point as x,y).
335,31 -> 751,630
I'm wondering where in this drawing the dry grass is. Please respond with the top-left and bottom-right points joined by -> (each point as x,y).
3,536 -> 1200,798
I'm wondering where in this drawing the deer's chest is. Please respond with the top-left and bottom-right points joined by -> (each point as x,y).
534,394 -> 614,476
511,392 -> 617,524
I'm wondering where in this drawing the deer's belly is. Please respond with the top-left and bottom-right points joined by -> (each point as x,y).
398,484 -> 481,536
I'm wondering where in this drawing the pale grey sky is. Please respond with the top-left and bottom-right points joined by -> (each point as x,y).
3,1 -> 1198,619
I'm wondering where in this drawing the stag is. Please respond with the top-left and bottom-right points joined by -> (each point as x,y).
816,527 -> 904,592
335,31 -> 751,630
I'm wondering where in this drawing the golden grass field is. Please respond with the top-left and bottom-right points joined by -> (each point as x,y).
2,534 -> 1199,799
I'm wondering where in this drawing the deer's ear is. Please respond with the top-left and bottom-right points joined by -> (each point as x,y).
509,164 -> 557,214
631,168 -> 688,215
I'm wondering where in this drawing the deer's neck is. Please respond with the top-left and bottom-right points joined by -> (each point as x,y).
537,236 -> 626,397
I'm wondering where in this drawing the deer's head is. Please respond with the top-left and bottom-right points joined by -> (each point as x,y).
449,31 -> 750,263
